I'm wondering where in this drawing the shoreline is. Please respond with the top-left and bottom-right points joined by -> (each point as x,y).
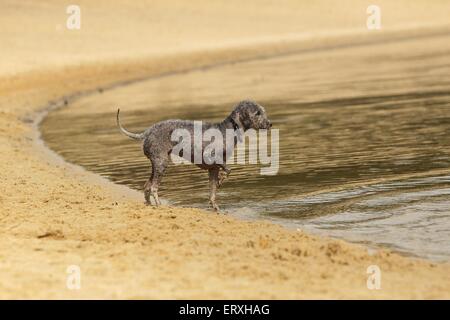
36,27 -> 450,262
1,16 -> 450,298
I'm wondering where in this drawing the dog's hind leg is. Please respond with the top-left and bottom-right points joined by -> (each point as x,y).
144,156 -> 168,206
208,168 -> 220,212
144,158 -> 157,205
144,172 -> 154,205
218,164 -> 231,187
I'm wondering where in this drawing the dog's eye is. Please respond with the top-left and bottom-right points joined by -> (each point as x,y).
255,110 -> 261,116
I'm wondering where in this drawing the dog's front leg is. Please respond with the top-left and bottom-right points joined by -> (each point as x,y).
208,168 -> 220,212
218,164 -> 231,187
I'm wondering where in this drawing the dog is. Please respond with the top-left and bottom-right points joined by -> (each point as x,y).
116,100 -> 272,211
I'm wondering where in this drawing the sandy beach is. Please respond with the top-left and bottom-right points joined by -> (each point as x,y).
1,0 -> 449,299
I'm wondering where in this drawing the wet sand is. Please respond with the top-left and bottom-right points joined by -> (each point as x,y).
1,1 -> 450,299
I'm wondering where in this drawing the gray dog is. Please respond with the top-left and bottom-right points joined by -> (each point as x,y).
116,100 -> 272,211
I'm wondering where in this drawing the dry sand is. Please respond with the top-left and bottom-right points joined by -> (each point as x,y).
0,0 -> 449,299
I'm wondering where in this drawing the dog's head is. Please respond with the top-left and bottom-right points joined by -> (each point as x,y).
231,100 -> 272,131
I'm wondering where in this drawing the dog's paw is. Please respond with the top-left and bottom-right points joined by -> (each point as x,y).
210,201 -> 220,212
218,171 -> 229,187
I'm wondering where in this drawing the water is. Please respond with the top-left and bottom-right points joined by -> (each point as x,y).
41,32 -> 450,261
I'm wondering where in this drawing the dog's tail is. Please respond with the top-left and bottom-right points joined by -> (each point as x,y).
116,109 -> 145,141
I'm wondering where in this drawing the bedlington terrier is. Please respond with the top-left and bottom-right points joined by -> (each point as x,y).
116,100 -> 272,211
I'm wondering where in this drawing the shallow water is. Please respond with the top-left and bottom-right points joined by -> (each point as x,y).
41,33 -> 450,261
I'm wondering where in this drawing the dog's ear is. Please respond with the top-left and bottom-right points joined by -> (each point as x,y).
236,127 -> 243,143
231,111 -> 244,143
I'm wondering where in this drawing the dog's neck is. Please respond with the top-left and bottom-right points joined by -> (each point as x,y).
219,116 -> 241,132
229,117 -> 240,131
218,115 -> 245,145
